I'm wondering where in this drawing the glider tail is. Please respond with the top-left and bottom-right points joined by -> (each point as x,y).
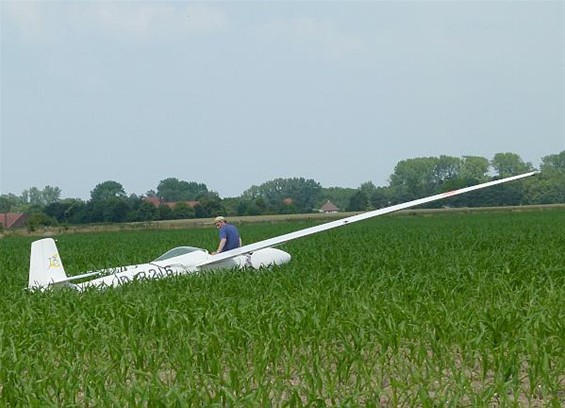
28,238 -> 71,291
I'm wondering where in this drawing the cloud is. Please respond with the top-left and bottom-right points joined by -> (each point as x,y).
89,2 -> 229,38
185,3 -> 230,34
90,3 -> 177,37
2,2 -> 230,43
255,17 -> 363,60
2,1 -> 49,43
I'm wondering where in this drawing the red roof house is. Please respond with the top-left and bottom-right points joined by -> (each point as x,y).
143,197 -> 199,209
0,213 -> 29,229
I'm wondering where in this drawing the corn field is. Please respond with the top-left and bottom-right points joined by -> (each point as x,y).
1,209 -> 564,407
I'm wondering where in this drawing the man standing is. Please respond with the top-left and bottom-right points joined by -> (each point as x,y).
212,216 -> 242,254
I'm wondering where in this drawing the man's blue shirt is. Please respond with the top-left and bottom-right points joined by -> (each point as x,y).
219,223 -> 241,252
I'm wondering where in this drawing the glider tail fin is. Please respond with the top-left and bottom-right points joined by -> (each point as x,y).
29,238 -> 70,291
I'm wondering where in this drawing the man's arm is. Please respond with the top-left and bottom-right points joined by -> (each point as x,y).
212,238 -> 227,255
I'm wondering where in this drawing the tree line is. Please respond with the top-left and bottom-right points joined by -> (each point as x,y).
1,151 -> 563,230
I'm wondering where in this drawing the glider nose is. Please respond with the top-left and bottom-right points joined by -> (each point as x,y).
270,248 -> 291,266
250,248 -> 292,268
275,249 -> 292,265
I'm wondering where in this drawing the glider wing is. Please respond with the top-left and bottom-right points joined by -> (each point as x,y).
197,171 -> 536,268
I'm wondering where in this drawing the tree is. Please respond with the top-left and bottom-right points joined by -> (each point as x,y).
0,193 -> 24,212
221,197 -> 247,217
389,157 -> 439,200
460,156 -> 490,181
194,204 -> 208,218
63,200 -> 88,224
44,201 -> 73,223
86,181 -> 129,223
173,202 -> 195,219
158,204 -> 174,220
540,151 -> 565,172
195,192 -> 224,218
157,178 -> 208,202
133,202 -> 159,221
526,151 -> 565,204
358,182 -> 377,209
21,185 -> 62,206
102,198 -> 130,223
0,196 -> 10,213
26,213 -> 57,231
42,186 -> 62,205
21,187 -> 43,205
242,177 -> 322,213
524,174 -> 565,204
491,153 -> 533,178
90,181 -> 126,202
234,198 -> 267,216
370,186 -> 393,209
434,155 -> 462,183
346,190 -> 369,211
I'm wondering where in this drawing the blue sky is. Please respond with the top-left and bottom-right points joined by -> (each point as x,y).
1,1 -> 564,199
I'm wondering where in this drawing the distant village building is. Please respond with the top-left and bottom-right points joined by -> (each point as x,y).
319,201 -> 339,213
143,197 -> 199,209
0,213 -> 29,229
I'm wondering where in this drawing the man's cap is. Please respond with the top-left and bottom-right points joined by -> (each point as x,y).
214,216 -> 226,223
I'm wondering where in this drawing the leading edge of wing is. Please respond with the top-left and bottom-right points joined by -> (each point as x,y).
196,171 -> 537,268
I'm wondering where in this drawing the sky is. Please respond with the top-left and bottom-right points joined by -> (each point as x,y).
1,1 -> 564,200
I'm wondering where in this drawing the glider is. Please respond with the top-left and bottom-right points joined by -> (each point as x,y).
28,171 -> 536,291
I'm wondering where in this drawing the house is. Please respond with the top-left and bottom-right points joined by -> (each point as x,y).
319,201 -> 339,213
0,213 -> 29,229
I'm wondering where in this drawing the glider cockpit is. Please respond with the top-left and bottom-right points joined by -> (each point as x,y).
153,246 -> 207,262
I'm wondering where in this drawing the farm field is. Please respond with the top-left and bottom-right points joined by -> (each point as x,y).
1,209 -> 564,406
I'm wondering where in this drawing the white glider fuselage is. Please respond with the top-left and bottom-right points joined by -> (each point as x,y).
28,240 -> 291,292
79,247 -> 291,290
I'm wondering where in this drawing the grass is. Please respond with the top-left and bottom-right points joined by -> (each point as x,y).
1,209 -> 564,406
